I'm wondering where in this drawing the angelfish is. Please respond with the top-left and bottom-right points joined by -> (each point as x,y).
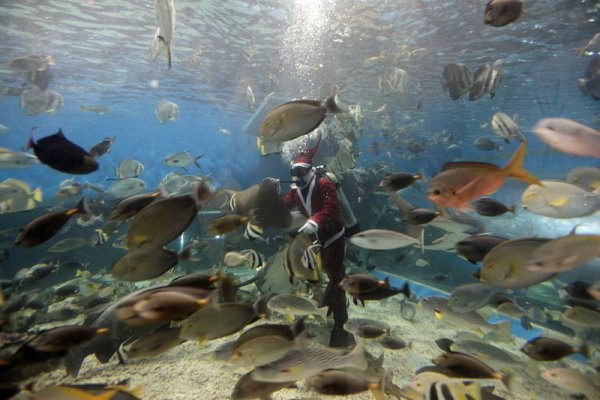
152,0 -> 176,69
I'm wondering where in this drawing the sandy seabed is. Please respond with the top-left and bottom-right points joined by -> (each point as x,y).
26,298 -> 594,400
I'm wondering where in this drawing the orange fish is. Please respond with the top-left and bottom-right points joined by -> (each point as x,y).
427,141 -> 541,208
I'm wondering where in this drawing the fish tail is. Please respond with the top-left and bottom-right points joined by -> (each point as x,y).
324,92 -> 343,113
509,204 -> 516,214
400,281 -> 411,298
32,187 -> 43,202
501,371 -> 513,390
346,337 -> 368,370
194,155 -> 203,169
502,142 -> 542,186
24,126 -> 36,151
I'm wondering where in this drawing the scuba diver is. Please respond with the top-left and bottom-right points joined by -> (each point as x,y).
282,133 -> 359,348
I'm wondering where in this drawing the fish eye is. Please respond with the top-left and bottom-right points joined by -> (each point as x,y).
281,368 -> 290,373
432,189 -> 441,196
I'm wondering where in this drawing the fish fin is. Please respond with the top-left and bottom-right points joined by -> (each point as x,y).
32,187 -> 43,202
502,142 -> 542,186
578,342 -> 590,359
501,372 -> 513,390
25,126 -> 37,151
324,92 -> 343,113
285,314 -> 295,323
167,45 -> 172,69
578,78 -> 590,95
197,335 -> 207,347
194,155 -> 203,169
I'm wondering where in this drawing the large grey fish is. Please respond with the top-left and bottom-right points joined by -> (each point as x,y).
448,283 -> 506,313
118,326 -> 185,361
126,179 -> 212,249
229,177 -> 292,228
0,148 -> 40,168
257,94 -> 343,155
480,237 -> 554,289
112,246 -> 195,281
20,87 -> 63,115
421,296 -> 512,343
441,63 -> 472,100
179,300 -> 262,342
469,60 -> 503,101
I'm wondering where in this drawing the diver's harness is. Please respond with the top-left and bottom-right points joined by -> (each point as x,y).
296,165 -> 356,249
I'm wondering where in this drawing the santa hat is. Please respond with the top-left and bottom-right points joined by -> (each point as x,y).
291,132 -> 322,168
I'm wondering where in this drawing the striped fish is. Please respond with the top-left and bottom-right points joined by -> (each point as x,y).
491,112 -> 526,143
469,60 -> 503,101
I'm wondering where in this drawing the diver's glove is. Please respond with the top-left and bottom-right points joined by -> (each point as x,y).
298,219 -> 318,235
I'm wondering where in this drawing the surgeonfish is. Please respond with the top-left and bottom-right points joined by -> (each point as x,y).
257,93 -> 343,155
0,147 -> 40,168
533,118 -> 600,158
112,246 -> 196,281
26,325 -> 109,352
521,179 -> 600,218
110,191 -> 161,220
527,234 -> 600,273
521,336 -> 589,361
126,179 -> 212,249
427,141 -> 541,209
480,237 -> 554,289
118,326 -> 185,361
540,368 -> 600,399
15,198 -> 89,247
566,166 -> 600,191
25,127 -> 98,174
484,0 -> 524,27
0,178 -> 42,214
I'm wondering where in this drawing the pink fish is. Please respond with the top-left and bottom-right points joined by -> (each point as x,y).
533,118 -> 600,158
427,142 -> 541,209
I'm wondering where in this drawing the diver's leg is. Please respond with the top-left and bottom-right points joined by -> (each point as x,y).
323,238 -> 354,348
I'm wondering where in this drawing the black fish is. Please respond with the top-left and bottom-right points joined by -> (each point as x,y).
25,127 -> 98,174
473,198 -> 515,216
521,336 -> 589,361
403,208 -> 440,225
89,136 -> 116,157
378,172 -> 422,191
456,235 -> 508,264
578,55 -> 600,100
14,199 -> 88,247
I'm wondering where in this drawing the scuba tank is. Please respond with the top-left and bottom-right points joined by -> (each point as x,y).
314,166 -> 358,233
